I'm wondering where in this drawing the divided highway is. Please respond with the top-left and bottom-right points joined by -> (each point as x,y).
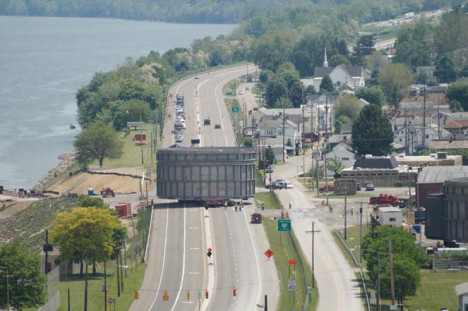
131,65 -> 279,311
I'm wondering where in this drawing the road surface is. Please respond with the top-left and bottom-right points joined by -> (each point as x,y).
131,65 -> 279,311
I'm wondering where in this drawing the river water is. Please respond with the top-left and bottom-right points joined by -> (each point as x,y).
0,16 -> 236,189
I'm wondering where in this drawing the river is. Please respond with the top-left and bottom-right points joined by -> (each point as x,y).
0,16 -> 237,189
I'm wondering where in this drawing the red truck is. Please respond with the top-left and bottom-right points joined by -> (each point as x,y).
369,194 -> 400,206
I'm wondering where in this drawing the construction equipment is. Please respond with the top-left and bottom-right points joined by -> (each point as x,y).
100,187 -> 115,198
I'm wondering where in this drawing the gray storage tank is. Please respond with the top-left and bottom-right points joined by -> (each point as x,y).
157,147 -> 256,200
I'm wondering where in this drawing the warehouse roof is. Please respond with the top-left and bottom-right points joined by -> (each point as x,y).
417,166 -> 468,184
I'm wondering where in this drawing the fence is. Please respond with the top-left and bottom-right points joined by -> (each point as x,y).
432,259 -> 468,272
334,230 -> 371,311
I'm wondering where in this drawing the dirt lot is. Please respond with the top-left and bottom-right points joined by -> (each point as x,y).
48,172 -> 141,195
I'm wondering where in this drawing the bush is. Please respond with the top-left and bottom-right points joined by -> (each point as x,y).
394,181 -> 403,187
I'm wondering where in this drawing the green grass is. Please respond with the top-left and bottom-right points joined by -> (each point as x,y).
55,262 -> 147,310
360,24 -> 398,41
254,192 -> 278,210
263,218 -> 318,311
334,225 -> 466,310
91,124 -> 156,170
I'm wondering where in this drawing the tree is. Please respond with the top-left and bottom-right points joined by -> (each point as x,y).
435,54 -> 458,83
327,156 -> 344,177
379,254 -> 421,305
378,63 -> 413,109
266,146 -> 276,165
79,197 -> 109,209
394,22 -> 433,70
0,242 -> 47,310
447,81 -> 468,111
355,86 -> 384,106
74,121 -> 123,167
328,54 -> 351,67
112,99 -> 152,130
319,75 -> 335,94
352,34 -> 375,65
50,208 -> 123,311
352,104 -> 393,157
334,115 -> 351,134
333,94 -> 361,120
265,75 -> 288,108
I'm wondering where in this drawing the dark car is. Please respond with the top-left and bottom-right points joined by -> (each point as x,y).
265,166 -> 274,173
214,124 -> 221,129
365,183 -> 375,191
204,118 -> 211,125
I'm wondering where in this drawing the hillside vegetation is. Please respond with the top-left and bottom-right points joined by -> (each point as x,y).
1,0 -> 448,24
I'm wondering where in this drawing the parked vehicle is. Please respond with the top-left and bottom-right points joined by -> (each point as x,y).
265,166 -> 274,173
175,134 -> 183,142
273,179 -> 286,189
100,187 -> 115,198
204,118 -> 211,125
285,182 -> 293,189
365,183 -> 375,191
214,124 -> 221,129
369,194 -> 399,206
251,213 -> 263,224
319,184 -> 334,193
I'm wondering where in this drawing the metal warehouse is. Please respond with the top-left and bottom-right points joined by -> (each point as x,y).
156,147 -> 256,200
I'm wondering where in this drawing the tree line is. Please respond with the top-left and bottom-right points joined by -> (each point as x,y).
1,0 -> 447,24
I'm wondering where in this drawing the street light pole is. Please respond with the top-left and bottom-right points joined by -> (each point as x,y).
344,190 -> 348,240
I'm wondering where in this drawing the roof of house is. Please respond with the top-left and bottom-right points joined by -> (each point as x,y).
417,166 -> 468,184
429,140 -> 468,150
353,156 -> 398,169
454,282 -> 468,296
379,207 -> 401,213
259,118 -> 298,129
332,141 -> 354,153
444,120 -> 468,129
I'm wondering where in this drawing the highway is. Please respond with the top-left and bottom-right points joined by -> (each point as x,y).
131,65 -> 279,311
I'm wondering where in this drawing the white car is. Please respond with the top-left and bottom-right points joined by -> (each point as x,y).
175,134 -> 183,142
285,182 -> 293,189
238,90 -> 244,95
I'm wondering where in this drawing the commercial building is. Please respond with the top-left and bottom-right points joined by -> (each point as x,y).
425,178 -> 468,243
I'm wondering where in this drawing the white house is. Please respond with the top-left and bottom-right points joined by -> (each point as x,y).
257,116 -> 301,161
325,142 -> 356,177
455,282 -> 468,311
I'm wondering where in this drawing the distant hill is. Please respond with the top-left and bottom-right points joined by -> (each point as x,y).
0,0 -> 448,24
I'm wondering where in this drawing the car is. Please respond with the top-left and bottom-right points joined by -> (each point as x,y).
238,90 -> 244,95
365,183 -> 375,191
214,124 -> 221,129
245,87 -> 250,91
265,166 -> 274,173
204,118 -> 211,125
175,134 -> 183,142
194,76 -> 200,79
285,182 -> 293,189
319,184 -> 334,193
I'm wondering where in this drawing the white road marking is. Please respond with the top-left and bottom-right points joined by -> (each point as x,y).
241,209 -> 263,306
189,272 -> 201,275
190,247 -> 200,250
189,227 -> 199,230
171,208 -> 187,311
148,208 -> 169,310
200,208 -> 215,311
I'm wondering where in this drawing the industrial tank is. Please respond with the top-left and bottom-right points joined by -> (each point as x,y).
157,147 -> 256,200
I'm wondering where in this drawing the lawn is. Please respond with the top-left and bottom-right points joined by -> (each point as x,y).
91,124 -> 157,170
335,225 -> 467,311
55,261 -> 147,310
254,192 -> 278,210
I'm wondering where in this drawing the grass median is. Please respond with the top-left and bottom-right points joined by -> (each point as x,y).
255,193 -> 318,311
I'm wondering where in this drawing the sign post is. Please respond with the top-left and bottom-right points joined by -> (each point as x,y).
278,219 -> 291,246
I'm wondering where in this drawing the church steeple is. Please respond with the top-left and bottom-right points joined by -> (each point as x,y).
324,47 -> 328,67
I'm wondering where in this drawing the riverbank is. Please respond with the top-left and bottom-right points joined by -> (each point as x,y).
33,150 -> 77,192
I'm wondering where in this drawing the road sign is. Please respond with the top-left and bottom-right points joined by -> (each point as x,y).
231,106 -> 239,113
287,280 -> 296,291
207,251 -> 212,258
107,298 -> 114,304
264,248 -> 274,259
278,219 -> 291,232
226,92 -> 233,96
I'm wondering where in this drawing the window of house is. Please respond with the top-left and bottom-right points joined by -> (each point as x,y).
389,217 -> 396,222
342,157 -> 349,161
336,81 -> 341,86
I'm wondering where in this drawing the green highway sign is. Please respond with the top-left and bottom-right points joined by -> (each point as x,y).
231,106 -> 240,113
277,219 -> 291,232
226,92 -> 233,96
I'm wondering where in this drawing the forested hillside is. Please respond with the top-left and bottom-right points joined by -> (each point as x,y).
1,0 -> 448,24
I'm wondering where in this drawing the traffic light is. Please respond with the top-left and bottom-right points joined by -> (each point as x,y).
233,286 -> 237,296
134,290 -> 139,299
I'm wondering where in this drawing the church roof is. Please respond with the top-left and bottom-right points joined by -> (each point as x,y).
313,65 -> 364,78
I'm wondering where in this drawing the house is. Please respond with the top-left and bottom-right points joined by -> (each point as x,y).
416,66 -> 436,78
444,120 -> 468,135
353,156 -> 398,170
395,152 -> 462,167
325,142 -> 356,176
429,140 -> 468,151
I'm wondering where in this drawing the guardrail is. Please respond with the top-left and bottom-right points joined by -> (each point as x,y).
333,230 -> 371,311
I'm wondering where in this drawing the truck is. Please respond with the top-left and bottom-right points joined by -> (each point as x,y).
100,187 -> 115,198
404,12 -> 415,19
369,194 -> 399,206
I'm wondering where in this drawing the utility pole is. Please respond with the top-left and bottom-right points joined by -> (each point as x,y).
437,95 -> 441,140
282,98 -> 286,163
404,108 -> 408,154
324,98 -> 329,193
316,102 -> 320,194
306,221 -> 321,288
302,102 -> 306,185
344,189 -> 348,240
360,202 -> 363,263
389,240 -> 396,307
422,86 -> 427,148
377,253 -> 381,311
104,262 -> 107,311
44,229 -> 49,274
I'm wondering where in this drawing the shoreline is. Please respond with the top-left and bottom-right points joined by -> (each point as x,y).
33,150 -> 77,192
